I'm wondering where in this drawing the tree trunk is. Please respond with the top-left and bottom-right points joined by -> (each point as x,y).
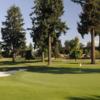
12,52 -> 16,63
75,57 -> 77,62
91,29 -> 95,64
42,51 -> 45,63
55,40 -> 59,58
99,35 -> 100,50
48,34 -> 52,65
12,45 -> 16,63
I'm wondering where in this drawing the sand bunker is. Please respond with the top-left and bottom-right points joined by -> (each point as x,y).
0,68 -> 27,77
0,72 -> 11,77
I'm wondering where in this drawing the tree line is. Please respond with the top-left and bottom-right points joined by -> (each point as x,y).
0,0 -> 100,65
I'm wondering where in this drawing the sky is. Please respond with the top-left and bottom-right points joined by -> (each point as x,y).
0,0 -> 99,46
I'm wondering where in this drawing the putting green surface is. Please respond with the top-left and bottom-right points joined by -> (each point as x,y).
0,58 -> 100,100
0,69 -> 100,100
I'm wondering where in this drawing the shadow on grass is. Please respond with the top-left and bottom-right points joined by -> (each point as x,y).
0,60 -> 41,65
0,65 -> 100,74
27,66 -> 100,74
67,95 -> 100,100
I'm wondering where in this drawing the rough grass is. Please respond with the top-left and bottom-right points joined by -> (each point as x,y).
0,58 -> 100,100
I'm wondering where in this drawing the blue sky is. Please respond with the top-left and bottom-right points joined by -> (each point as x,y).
0,0 -> 99,46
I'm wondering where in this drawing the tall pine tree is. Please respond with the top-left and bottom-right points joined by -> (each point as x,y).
1,5 -> 26,62
30,0 -> 48,62
72,0 -> 100,64
30,0 -> 68,65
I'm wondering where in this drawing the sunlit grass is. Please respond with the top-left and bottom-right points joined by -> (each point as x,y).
0,57 -> 100,68
0,58 -> 100,100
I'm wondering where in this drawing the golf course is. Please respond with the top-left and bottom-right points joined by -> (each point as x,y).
0,0 -> 100,100
0,58 -> 100,100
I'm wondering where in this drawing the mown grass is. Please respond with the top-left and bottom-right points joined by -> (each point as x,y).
0,58 -> 100,100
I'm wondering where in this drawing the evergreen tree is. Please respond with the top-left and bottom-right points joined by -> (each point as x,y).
72,0 -> 100,64
30,0 -> 68,65
95,0 -> 100,49
1,5 -> 26,62
30,0 -> 48,62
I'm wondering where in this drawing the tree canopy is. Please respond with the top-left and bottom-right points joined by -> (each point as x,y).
71,0 -> 100,64
30,0 -> 68,65
1,5 -> 26,62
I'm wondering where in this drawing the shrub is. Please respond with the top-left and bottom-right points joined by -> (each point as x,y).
95,50 -> 100,59
69,49 -> 82,61
25,50 -> 35,60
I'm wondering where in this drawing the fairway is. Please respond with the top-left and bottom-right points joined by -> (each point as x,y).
0,59 -> 100,100
0,0 -> 100,99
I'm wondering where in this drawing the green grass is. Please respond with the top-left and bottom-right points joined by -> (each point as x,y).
0,58 -> 100,100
